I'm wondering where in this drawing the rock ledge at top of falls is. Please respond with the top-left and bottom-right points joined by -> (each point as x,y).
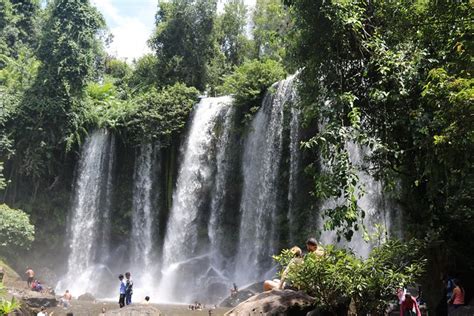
225,289 -> 315,316
105,305 -> 161,316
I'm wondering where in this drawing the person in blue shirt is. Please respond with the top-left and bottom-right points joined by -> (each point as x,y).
118,274 -> 126,308
125,272 -> 133,305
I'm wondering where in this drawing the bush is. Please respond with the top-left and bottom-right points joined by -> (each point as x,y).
122,83 -> 199,145
0,282 -> 20,314
0,204 -> 35,253
274,239 -> 426,314
221,59 -> 286,110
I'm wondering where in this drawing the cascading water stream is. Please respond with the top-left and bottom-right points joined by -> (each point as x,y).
131,143 -> 159,297
158,96 -> 233,303
58,129 -> 115,296
287,93 -> 301,245
234,75 -> 297,284
319,141 -> 394,257
54,75 -> 399,303
208,106 -> 236,273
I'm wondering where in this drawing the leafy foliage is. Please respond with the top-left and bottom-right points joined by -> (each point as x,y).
0,204 -> 35,252
123,83 -> 199,145
221,58 -> 286,111
149,0 -> 217,91
252,0 -> 290,63
274,239 -> 426,314
285,0 -> 473,305
9,0 -> 105,178
0,282 -> 20,315
0,282 -> 21,315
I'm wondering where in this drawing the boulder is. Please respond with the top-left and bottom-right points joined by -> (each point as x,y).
18,291 -> 58,308
105,305 -> 161,316
220,282 -> 263,308
225,289 -> 315,316
78,292 -> 96,301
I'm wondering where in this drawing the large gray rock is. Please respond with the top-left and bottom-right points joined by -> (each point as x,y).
19,291 -> 58,308
220,282 -> 263,308
105,305 -> 161,316
225,289 -> 315,316
78,292 -> 96,301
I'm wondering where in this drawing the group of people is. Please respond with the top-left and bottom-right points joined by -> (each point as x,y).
25,267 -> 48,293
188,302 -> 204,311
118,272 -> 134,308
263,237 -> 323,292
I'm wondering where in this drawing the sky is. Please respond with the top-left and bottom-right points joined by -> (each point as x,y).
91,0 -> 256,61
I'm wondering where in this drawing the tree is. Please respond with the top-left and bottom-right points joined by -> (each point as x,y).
284,0 -> 473,307
10,0 -> 40,47
149,0 -> 217,91
0,203 -> 34,252
10,0 -> 105,179
37,0 -> 105,95
221,58 -> 286,116
252,0 -> 290,62
215,0 -> 250,67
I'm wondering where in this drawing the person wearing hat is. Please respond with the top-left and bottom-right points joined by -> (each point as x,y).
263,246 -> 303,291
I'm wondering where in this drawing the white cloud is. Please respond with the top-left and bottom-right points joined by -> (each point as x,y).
92,0 -> 154,61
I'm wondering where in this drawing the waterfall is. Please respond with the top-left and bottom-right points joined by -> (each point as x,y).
234,75 -> 297,284
319,141 -> 394,257
158,96 -> 233,303
52,74 -> 399,303
130,143 -> 160,297
208,106 -> 236,272
287,95 -> 301,245
58,129 -> 115,296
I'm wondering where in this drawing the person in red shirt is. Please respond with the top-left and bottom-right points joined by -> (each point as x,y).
448,279 -> 465,313
400,293 -> 421,316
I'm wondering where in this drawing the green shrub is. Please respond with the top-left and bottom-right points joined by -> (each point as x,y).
0,204 -> 35,253
0,282 -> 20,314
274,239 -> 426,314
123,83 -> 199,145
221,59 -> 286,111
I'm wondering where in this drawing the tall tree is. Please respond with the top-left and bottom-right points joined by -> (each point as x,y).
149,0 -> 217,90
10,0 -> 105,179
252,0 -> 290,62
10,0 -> 40,47
216,0 -> 250,67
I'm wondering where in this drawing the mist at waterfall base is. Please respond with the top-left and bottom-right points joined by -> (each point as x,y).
56,75 -> 399,304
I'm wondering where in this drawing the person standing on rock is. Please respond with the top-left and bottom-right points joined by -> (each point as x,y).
25,267 -> 35,288
118,274 -> 126,308
125,272 -> 133,305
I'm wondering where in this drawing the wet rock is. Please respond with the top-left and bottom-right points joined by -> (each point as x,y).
105,305 -> 161,315
18,291 -> 58,308
220,282 -> 263,308
225,289 -> 315,316
78,292 -> 96,301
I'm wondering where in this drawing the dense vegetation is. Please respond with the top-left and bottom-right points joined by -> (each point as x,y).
275,239 -> 426,314
284,0 -> 473,309
0,0 -> 472,312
